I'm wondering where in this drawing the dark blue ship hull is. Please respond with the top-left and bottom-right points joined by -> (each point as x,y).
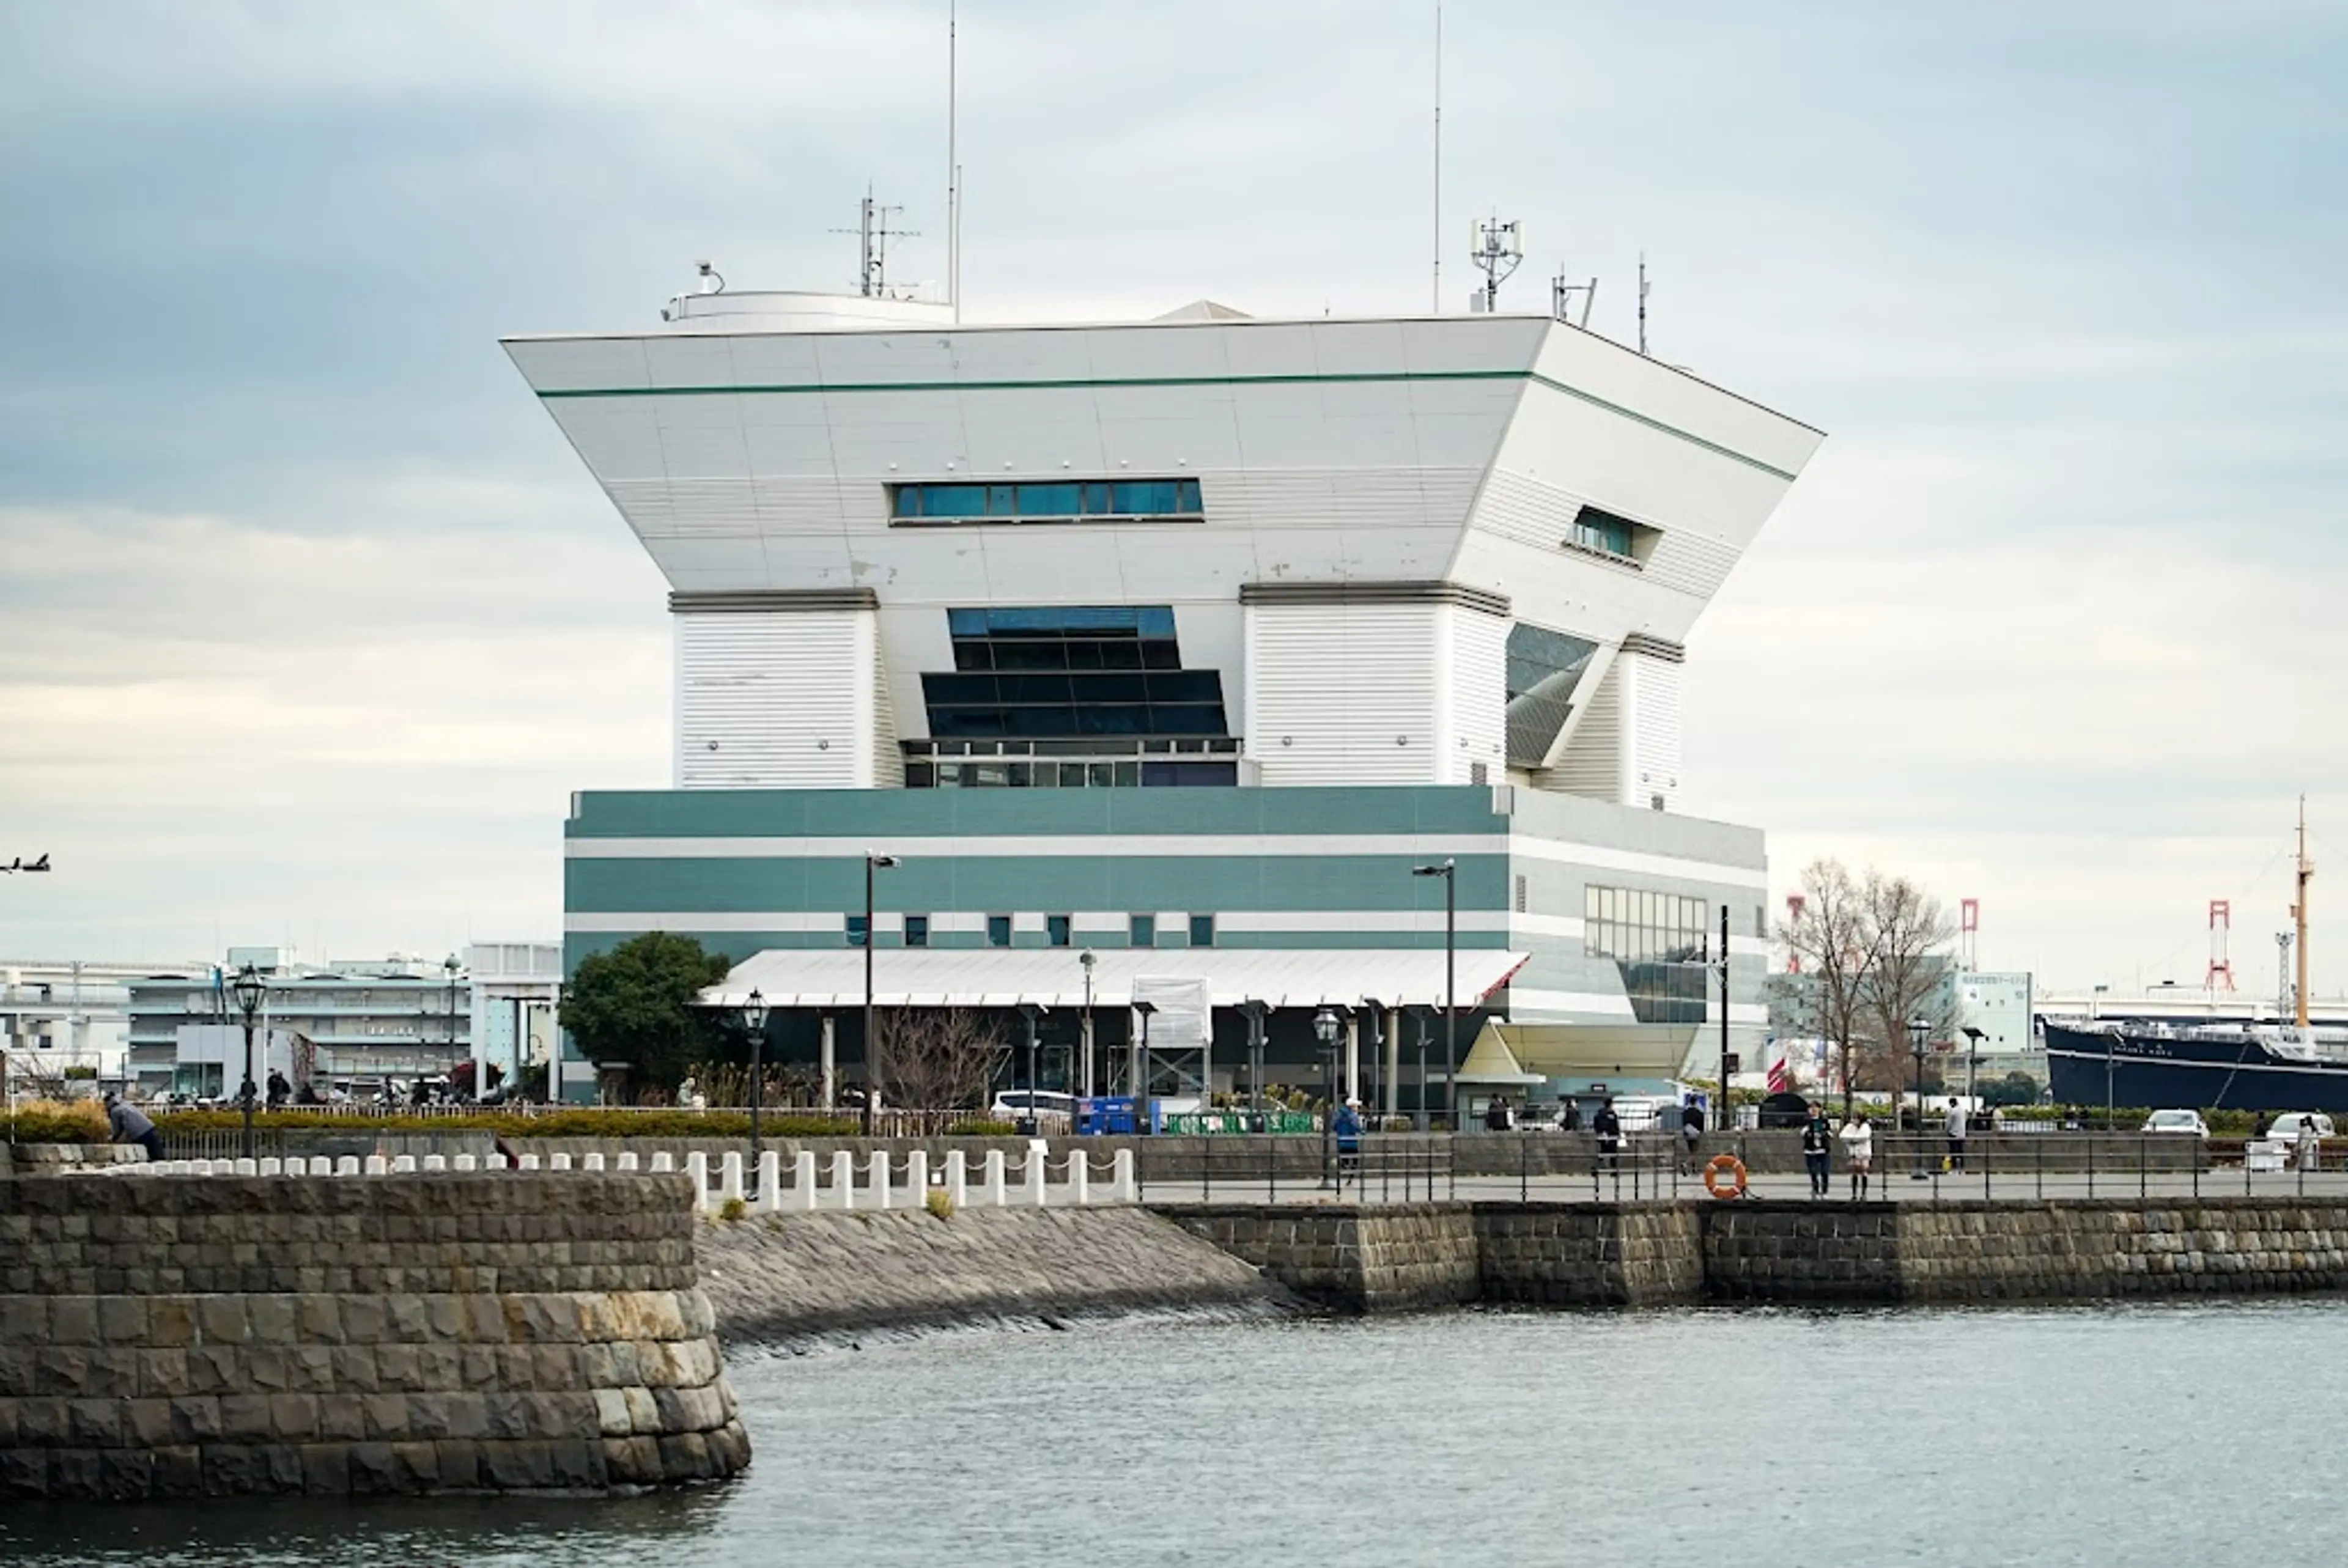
2044,1022 -> 2348,1112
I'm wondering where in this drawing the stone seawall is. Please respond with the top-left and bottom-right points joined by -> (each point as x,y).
1167,1197 -> 2348,1311
0,1174 -> 747,1500
696,1206 -> 1294,1344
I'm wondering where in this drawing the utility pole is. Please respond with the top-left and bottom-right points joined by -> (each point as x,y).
1718,904 -> 1732,1131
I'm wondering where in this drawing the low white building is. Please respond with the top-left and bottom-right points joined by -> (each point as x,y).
0,960 -> 139,1094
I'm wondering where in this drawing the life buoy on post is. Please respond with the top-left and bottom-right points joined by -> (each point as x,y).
1703,1154 -> 1748,1200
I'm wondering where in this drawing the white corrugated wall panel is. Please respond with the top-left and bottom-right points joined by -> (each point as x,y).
1626,653 -> 1683,811
1446,606 -> 1507,784
675,611 -> 871,789
1246,602 -> 1440,786
1548,657 -> 1626,803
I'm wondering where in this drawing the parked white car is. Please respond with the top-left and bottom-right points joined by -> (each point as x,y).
990,1090 -> 1076,1123
2266,1111 -> 2334,1143
2140,1109 -> 2210,1139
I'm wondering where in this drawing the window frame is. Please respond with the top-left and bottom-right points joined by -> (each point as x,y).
904,914 -> 930,949
1129,913 -> 1156,949
986,915 -> 1013,949
892,478 -> 1205,526
1187,913 -> 1214,949
1047,915 -> 1072,949
845,915 -> 871,949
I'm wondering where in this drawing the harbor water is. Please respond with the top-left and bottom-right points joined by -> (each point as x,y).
7,1300 -> 2344,1566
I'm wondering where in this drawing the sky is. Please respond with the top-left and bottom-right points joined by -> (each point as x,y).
2,1 -> 2346,995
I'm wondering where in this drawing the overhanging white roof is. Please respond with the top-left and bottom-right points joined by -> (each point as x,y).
703,948 -> 1529,1012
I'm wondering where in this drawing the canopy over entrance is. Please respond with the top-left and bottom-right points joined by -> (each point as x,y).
701,948 -> 1529,1011
1455,1021 -> 1700,1085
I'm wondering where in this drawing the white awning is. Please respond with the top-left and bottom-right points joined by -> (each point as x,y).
701,948 -> 1529,1012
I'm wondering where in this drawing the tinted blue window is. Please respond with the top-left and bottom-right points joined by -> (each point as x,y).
987,915 -> 1013,948
892,480 -> 1202,523
904,915 -> 929,948
1047,915 -> 1072,948
1189,915 -> 1215,948
1129,914 -> 1156,948
926,485 -> 990,518
845,915 -> 870,948
1018,482 -> 1081,516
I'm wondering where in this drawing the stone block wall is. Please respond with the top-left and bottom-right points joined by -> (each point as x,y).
0,1173 -> 747,1500
1165,1206 -> 1479,1312
1475,1204 -> 1704,1306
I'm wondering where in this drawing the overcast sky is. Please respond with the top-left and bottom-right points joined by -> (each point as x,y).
4,2 -> 2344,995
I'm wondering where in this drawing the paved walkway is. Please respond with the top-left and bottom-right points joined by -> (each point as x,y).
1140,1167 -> 2348,1206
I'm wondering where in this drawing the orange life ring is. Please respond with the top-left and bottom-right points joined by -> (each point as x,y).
1703,1154 -> 1748,1200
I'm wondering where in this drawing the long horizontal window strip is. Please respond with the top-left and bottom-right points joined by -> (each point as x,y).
532,367 -> 1804,481
893,479 -> 1202,525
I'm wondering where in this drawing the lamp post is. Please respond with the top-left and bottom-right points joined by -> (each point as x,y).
1908,1012 -> 1929,1180
2091,982 -> 2112,1130
443,954 -> 461,1098
1961,1025 -> 1986,1106
862,850 -> 899,1135
1016,1003 -> 1047,1136
1132,1000 -> 1157,1135
742,987 -> 769,1172
231,964 -> 265,1160
1411,858 -> 1456,1130
1079,949 -> 1097,1104
1314,1006 -> 1341,1189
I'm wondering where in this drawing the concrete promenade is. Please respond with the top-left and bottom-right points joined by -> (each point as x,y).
1142,1168 -> 2348,1207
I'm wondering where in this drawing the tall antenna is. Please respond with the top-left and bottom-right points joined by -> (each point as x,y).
1469,214 -> 1523,311
2294,795 -> 2314,1029
2278,930 -> 2295,1020
1637,252 -> 1650,355
947,1 -> 958,319
1960,897 -> 1980,971
1431,3 -> 1442,314
834,187 -> 917,298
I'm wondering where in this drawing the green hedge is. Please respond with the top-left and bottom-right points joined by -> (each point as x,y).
3,1102 -> 109,1145
150,1109 -> 860,1139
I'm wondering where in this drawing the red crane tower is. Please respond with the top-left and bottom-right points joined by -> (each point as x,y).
2207,899 -> 2237,992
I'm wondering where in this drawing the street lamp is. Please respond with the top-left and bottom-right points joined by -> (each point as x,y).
231,964 -> 266,1160
443,954 -> 461,1095
1960,1024 -> 1986,1105
1411,858 -> 1457,1130
1079,950 -> 1097,1104
1314,1006 -> 1342,1189
1908,1012 -> 1930,1180
741,988 -> 769,1172
862,850 -> 899,1135
1016,1003 -> 1047,1136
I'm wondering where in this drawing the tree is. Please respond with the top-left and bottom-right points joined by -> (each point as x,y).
558,932 -> 731,1095
1856,870 -> 1959,1108
1979,1071 -> 2042,1109
879,1007 -> 1009,1114
1776,858 -> 1873,1119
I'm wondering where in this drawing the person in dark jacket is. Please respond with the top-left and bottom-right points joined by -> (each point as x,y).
1678,1100 -> 1705,1173
1592,1098 -> 1623,1175
265,1069 -> 290,1108
1800,1104 -> 1834,1197
105,1094 -> 166,1163
1558,1099 -> 1582,1133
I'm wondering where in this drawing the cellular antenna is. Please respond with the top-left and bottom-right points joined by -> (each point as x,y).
833,187 -> 918,298
1637,252 -> 1650,356
1431,3 -> 1442,314
1468,214 -> 1522,312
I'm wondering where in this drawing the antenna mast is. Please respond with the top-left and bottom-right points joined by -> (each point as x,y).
1469,214 -> 1523,311
947,1 -> 958,319
1551,267 -> 1597,328
1431,3 -> 1442,314
835,188 -> 917,298
1637,252 -> 1650,355
2294,795 -> 2313,1029
2206,899 -> 2235,993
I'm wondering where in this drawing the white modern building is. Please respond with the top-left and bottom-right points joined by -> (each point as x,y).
509,279 -> 1824,1109
0,960 -> 140,1094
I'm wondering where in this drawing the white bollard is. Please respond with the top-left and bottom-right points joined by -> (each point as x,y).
616,1151 -> 640,1172
982,1149 -> 1008,1208
866,1150 -> 892,1210
421,1154 -> 446,1172
944,1150 -> 968,1210
514,1154 -> 539,1171
1068,1149 -> 1090,1206
363,1155 -> 389,1176
781,1151 -> 814,1213
719,1151 -> 745,1204
583,1153 -> 606,1172
193,1159 -> 216,1176
906,1150 -> 929,1201
828,1150 -> 855,1210
755,1151 -> 781,1212
549,1153 -> 574,1172
335,1156 -> 360,1176
452,1154 -> 479,1172
257,1158 -> 282,1177
649,1152 -> 674,1174
1021,1141 -> 1047,1207
391,1155 -> 416,1174
1110,1148 -> 1138,1203
685,1151 -> 711,1210
233,1158 -> 258,1177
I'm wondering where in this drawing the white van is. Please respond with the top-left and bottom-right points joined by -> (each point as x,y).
2267,1111 -> 2335,1143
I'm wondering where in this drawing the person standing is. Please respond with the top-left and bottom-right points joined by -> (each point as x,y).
1945,1097 -> 1969,1172
1592,1097 -> 1623,1177
1839,1113 -> 1874,1199
1334,1098 -> 1364,1187
1679,1100 -> 1705,1175
105,1094 -> 166,1164
2297,1115 -> 2321,1174
1559,1098 -> 1582,1133
1800,1103 -> 1834,1198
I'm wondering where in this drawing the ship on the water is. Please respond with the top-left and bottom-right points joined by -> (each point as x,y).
2045,800 -> 2348,1111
